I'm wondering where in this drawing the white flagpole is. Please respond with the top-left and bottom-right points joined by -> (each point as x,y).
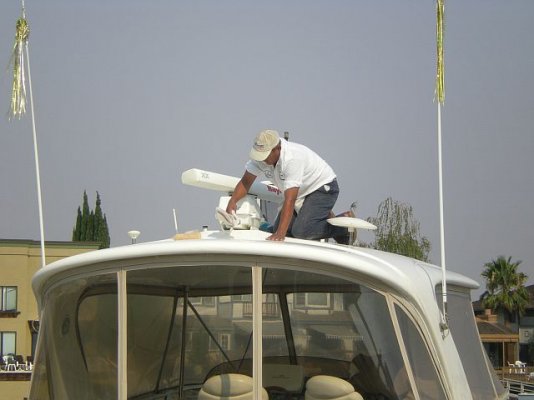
435,0 -> 448,331
23,4 -> 46,268
437,102 -> 447,330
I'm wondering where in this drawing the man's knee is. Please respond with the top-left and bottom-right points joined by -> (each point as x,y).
290,224 -> 307,239
291,223 -> 322,240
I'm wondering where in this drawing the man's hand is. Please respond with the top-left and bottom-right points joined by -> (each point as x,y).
226,171 -> 257,214
267,231 -> 286,241
226,200 -> 237,215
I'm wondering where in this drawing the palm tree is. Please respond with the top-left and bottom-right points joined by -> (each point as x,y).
481,256 -> 529,323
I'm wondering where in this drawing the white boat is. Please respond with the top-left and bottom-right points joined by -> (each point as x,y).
28,170 -> 507,400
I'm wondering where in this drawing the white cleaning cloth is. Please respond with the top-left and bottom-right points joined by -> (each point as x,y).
215,207 -> 240,229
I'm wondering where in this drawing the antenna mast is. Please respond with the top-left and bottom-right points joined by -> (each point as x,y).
10,1 -> 46,268
435,0 -> 448,331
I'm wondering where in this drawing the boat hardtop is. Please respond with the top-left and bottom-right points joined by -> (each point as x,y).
32,229 -> 478,311
27,171 -> 506,400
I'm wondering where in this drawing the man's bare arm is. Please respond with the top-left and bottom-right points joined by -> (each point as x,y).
267,187 -> 299,241
226,170 -> 257,214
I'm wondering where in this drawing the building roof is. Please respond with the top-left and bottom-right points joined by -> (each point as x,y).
477,320 -> 517,336
476,318 -> 518,342
0,238 -> 100,249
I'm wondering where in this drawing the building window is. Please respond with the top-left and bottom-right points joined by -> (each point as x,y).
184,332 -> 193,352
220,333 -> 231,351
0,332 -> 16,356
294,292 -> 331,309
202,297 -> 215,306
0,287 -> 17,312
231,294 -> 252,302
189,297 -> 216,306
209,333 -> 231,352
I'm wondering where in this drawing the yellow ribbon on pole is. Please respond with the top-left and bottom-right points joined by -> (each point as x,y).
435,0 -> 445,104
9,16 -> 30,120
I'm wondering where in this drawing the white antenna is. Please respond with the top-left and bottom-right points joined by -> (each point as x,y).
19,3 -> 46,268
435,0 -> 448,332
27,35 -> 46,268
173,208 -> 178,232
437,102 -> 448,332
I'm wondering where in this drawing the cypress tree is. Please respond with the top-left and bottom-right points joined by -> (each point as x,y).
72,207 -> 82,241
72,191 -> 111,248
86,210 -> 95,243
98,215 -> 111,249
94,192 -> 102,239
80,191 -> 90,241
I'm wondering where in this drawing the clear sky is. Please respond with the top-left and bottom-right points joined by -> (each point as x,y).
1,0 -> 533,298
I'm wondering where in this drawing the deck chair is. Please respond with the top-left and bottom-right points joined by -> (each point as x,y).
198,373 -> 268,400
515,361 -> 526,374
305,375 -> 363,400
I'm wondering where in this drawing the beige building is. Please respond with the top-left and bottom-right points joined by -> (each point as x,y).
0,239 -> 100,400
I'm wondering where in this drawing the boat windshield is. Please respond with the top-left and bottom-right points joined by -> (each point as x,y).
31,262 -> 449,399
438,287 -> 507,400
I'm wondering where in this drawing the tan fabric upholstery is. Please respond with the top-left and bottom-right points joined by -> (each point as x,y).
198,373 -> 269,400
305,375 -> 363,400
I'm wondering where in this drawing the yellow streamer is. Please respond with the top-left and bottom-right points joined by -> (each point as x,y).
9,17 -> 30,120
435,0 -> 445,104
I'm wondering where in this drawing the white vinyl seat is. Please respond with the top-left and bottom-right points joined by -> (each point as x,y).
198,373 -> 269,400
508,362 -> 516,373
515,360 -> 526,374
305,375 -> 363,400
3,355 -> 17,372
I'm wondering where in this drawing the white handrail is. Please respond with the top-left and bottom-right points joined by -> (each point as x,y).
117,270 -> 128,400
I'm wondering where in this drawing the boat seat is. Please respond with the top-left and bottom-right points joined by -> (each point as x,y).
263,363 -> 304,393
198,373 -> 269,400
305,375 -> 363,400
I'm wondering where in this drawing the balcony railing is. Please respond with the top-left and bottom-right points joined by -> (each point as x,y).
242,302 -> 279,318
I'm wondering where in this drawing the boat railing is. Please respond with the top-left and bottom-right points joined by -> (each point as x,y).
502,378 -> 534,396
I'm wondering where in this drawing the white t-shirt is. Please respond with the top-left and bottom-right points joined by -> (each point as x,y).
245,140 -> 336,200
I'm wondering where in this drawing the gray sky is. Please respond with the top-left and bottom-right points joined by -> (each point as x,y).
1,0 -> 533,298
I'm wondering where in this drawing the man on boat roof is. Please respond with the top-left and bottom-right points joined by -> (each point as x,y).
226,129 -> 351,243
